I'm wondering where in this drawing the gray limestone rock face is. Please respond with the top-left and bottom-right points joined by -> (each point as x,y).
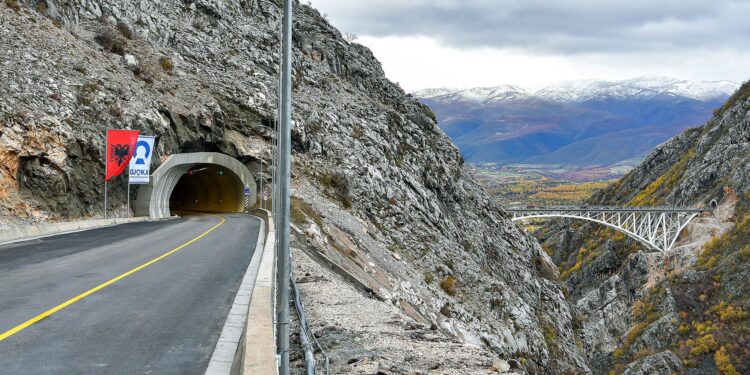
0,0 -> 590,371
622,351 -> 682,375
122,54 -> 139,71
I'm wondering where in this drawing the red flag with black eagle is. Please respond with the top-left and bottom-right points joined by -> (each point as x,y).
105,129 -> 140,181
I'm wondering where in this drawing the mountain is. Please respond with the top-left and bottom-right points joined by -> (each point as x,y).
416,77 -> 738,103
415,78 -> 738,176
539,82 -> 750,374
0,1 -> 588,372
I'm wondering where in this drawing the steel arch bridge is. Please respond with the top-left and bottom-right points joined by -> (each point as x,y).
506,206 -> 705,252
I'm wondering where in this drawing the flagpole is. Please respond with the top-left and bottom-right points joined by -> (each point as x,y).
104,128 -> 108,220
127,180 -> 131,217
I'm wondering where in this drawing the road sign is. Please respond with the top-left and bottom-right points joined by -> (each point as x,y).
129,136 -> 156,184
244,187 -> 251,196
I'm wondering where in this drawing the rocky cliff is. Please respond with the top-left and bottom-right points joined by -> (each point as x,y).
0,1 -> 588,372
539,83 -> 750,374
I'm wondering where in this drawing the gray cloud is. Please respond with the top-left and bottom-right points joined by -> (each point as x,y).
309,0 -> 750,54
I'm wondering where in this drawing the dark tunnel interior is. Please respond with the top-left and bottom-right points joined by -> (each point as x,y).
169,164 -> 244,214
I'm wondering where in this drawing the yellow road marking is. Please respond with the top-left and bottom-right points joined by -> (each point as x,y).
0,214 -> 226,342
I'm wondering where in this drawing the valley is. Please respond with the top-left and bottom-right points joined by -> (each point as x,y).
469,165 -> 612,206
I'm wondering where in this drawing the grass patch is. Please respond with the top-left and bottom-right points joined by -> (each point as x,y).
714,80 -> 750,117
290,197 -> 323,229
319,171 -> 352,209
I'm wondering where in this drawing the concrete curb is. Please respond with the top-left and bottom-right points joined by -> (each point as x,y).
242,209 -> 278,375
0,216 -> 173,245
205,209 -> 278,375
205,216 -> 266,375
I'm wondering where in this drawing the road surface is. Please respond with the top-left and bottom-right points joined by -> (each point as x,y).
0,213 -> 260,374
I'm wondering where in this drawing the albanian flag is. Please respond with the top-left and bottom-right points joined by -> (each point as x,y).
105,129 -> 140,181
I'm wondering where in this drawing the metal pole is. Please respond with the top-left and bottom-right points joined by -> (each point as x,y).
276,0 -> 292,373
127,182 -> 130,217
104,128 -> 108,219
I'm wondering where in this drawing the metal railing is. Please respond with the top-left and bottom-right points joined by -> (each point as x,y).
506,205 -> 706,213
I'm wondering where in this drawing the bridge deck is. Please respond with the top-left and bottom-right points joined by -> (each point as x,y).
506,205 -> 704,252
505,206 -> 705,213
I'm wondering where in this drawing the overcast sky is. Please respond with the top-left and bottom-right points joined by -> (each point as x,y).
307,0 -> 750,91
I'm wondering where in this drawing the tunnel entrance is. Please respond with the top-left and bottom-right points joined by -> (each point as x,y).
169,164 -> 244,213
132,152 -> 257,219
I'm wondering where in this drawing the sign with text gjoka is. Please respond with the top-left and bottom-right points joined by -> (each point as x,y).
128,136 -> 156,184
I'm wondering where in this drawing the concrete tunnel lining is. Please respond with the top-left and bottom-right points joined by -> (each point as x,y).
170,164 -> 244,212
133,152 -> 257,219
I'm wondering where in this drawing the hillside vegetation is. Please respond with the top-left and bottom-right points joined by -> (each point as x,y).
537,83 -> 750,374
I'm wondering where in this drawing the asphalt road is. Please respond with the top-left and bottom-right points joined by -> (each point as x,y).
0,213 -> 260,374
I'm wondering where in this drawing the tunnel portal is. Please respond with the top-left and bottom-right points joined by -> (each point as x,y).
133,152 -> 257,219
169,164 -> 244,213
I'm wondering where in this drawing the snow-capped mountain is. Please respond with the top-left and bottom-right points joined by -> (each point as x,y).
416,85 -> 529,102
533,77 -> 739,102
414,77 -> 739,103
415,77 -> 741,175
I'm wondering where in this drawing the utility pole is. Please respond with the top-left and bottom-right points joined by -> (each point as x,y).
276,0 -> 293,373
259,141 -> 264,209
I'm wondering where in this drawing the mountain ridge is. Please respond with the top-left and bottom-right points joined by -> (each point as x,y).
415,77 -> 736,172
415,77 -> 739,103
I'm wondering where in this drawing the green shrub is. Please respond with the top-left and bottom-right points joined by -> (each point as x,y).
542,323 -> 557,347
319,171 -> 352,208
116,20 -> 133,39
737,245 -> 750,259
159,57 -> 174,73
5,0 -> 20,12
95,28 -> 126,55
715,346 -> 740,375
440,303 -> 452,317
423,272 -> 434,284
439,276 -> 457,296
688,334 -> 717,356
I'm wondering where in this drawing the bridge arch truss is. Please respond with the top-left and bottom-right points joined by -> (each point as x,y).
507,207 -> 702,252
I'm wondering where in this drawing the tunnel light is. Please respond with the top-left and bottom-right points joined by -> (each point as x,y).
218,169 -> 225,176
186,167 -> 208,175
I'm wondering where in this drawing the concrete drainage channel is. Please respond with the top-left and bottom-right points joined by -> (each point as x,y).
205,209 -> 279,375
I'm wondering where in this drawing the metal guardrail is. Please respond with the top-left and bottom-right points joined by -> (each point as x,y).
289,255 -> 331,375
291,273 -> 316,375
